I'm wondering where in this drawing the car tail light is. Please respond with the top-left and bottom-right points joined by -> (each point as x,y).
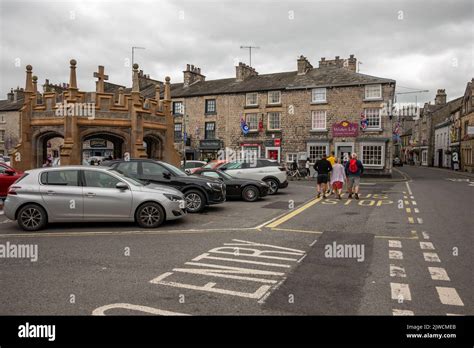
7,186 -> 20,195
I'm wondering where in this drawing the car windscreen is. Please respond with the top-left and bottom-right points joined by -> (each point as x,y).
216,170 -> 233,180
160,162 -> 187,176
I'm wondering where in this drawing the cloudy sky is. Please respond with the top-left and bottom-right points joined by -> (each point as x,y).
0,0 -> 472,104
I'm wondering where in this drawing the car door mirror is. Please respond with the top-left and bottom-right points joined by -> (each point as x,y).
4,169 -> 15,176
163,171 -> 172,179
116,182 -> 129,190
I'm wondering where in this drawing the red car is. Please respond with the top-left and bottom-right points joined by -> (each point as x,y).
0,163 -> 23,198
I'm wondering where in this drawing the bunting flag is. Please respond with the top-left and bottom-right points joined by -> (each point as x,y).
240,116 -> 249,135
360,112 -> 368,130
258,119 -> 264,132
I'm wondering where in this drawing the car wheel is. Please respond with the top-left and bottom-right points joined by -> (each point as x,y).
264,178 -> 279,195
17,204 -> 47,231
136,202 -> 165,228
184,190 -> 206,213
242,185 -> 259,202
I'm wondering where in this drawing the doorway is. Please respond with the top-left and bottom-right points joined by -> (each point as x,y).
336,144 -> 354,165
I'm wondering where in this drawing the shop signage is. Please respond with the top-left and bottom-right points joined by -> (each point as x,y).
274,139 -> 281,147
333,121 -> 359,137
199,139 -> 222,150
90,139 -> 107,148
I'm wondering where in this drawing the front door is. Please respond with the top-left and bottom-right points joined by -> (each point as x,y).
337,145 -> 353,165
82,170 -> 133,220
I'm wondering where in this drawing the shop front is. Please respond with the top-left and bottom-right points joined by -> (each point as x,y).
199,139 -> 222,161
264,138 -> 281,162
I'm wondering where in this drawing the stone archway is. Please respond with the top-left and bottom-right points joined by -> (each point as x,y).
34,130 -> 64,168
81,131 -> 127,163
143,133 -> 164,160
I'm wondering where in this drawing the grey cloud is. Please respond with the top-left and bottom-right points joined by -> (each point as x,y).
0,0 -> 472,104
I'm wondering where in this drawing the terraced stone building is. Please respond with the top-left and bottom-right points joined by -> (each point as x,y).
168,55 -> 396,175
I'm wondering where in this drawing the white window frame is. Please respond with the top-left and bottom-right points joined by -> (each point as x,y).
360,142 -> 385,168
312,88 -> 327,103
306,143 -> 328,163
311,110 -> 327,131
268,90 -> 281,105
245,113 -> 258,131
365,84 -> 382,100
246,93 -> 258,106
286,152 -> 298,162
173,101 -> 184,115
265,147 -> 281,162
421,149 -> 428,166
267,112 -> 281,131
364,108 -> 382,130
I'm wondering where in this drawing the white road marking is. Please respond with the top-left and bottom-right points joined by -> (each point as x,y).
391,282 -> 412,301
389,240 -> 402,248
428,267 -> 450,281
297,254 -> 307,263
406,208 -> 411,213
422,231 -> 430,240
417,218 -> 423,224
409,196 -> 415,199
92,303 -> 189,316
420,242 -> 435,250
223,239 -> 305,254
392,309 -> 414,316
389,250 -> 403,260
408,217 -> 415,224
192,253 -> 292,268
404,200 -> 410,205
309,239 -> 318,247
436,287 -> 464,306
150,272 -> 272,299
446,313 -> 464,316
414,208 -> 420,213
405,182 -> 413,195
412,201 -> 417,205
390,264 -> 406,278
424,252 -> 441,262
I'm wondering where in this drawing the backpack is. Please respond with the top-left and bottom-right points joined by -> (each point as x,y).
348,159 -> 358,174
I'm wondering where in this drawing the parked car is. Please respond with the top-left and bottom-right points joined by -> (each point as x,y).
4,166 -> 186,231
0,163 -> 24,198
193,168 -> 269,202
201,159 -> 228,170
103,159 -> 226,213
218,159 -> 288,195
0,156 -> 11,166
181,160 -> 207,174
393,157 -> 403,167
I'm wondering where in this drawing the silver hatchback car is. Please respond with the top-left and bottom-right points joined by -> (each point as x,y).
4,166 -> 186,231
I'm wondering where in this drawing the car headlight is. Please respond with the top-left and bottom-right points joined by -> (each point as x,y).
164,193 -> 183,202
206,182 -> 222,190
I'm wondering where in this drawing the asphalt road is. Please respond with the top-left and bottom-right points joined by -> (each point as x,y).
0,167 -> 472,316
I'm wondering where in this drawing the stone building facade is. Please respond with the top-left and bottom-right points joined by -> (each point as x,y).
411,90 -> 462,167
460,78 -> 474,173
11,60 -> 179,171
169,55 -> 396,176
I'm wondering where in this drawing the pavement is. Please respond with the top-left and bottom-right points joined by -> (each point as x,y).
0,166 -> 472,316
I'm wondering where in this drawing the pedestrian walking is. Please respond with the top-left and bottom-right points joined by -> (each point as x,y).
330,157 -> 346,199
345,152 -> 364,200
326,151 -> 336,194
314,154 -> 332,199
305,157 -> 311,180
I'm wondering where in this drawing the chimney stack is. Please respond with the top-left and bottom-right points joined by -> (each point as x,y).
7,88 -> 14,102
435,89 -> 447,105
183,64 -> 206,88
319,55 -> 357,71
235,62 -> 258,82
297,55 -> 313,75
